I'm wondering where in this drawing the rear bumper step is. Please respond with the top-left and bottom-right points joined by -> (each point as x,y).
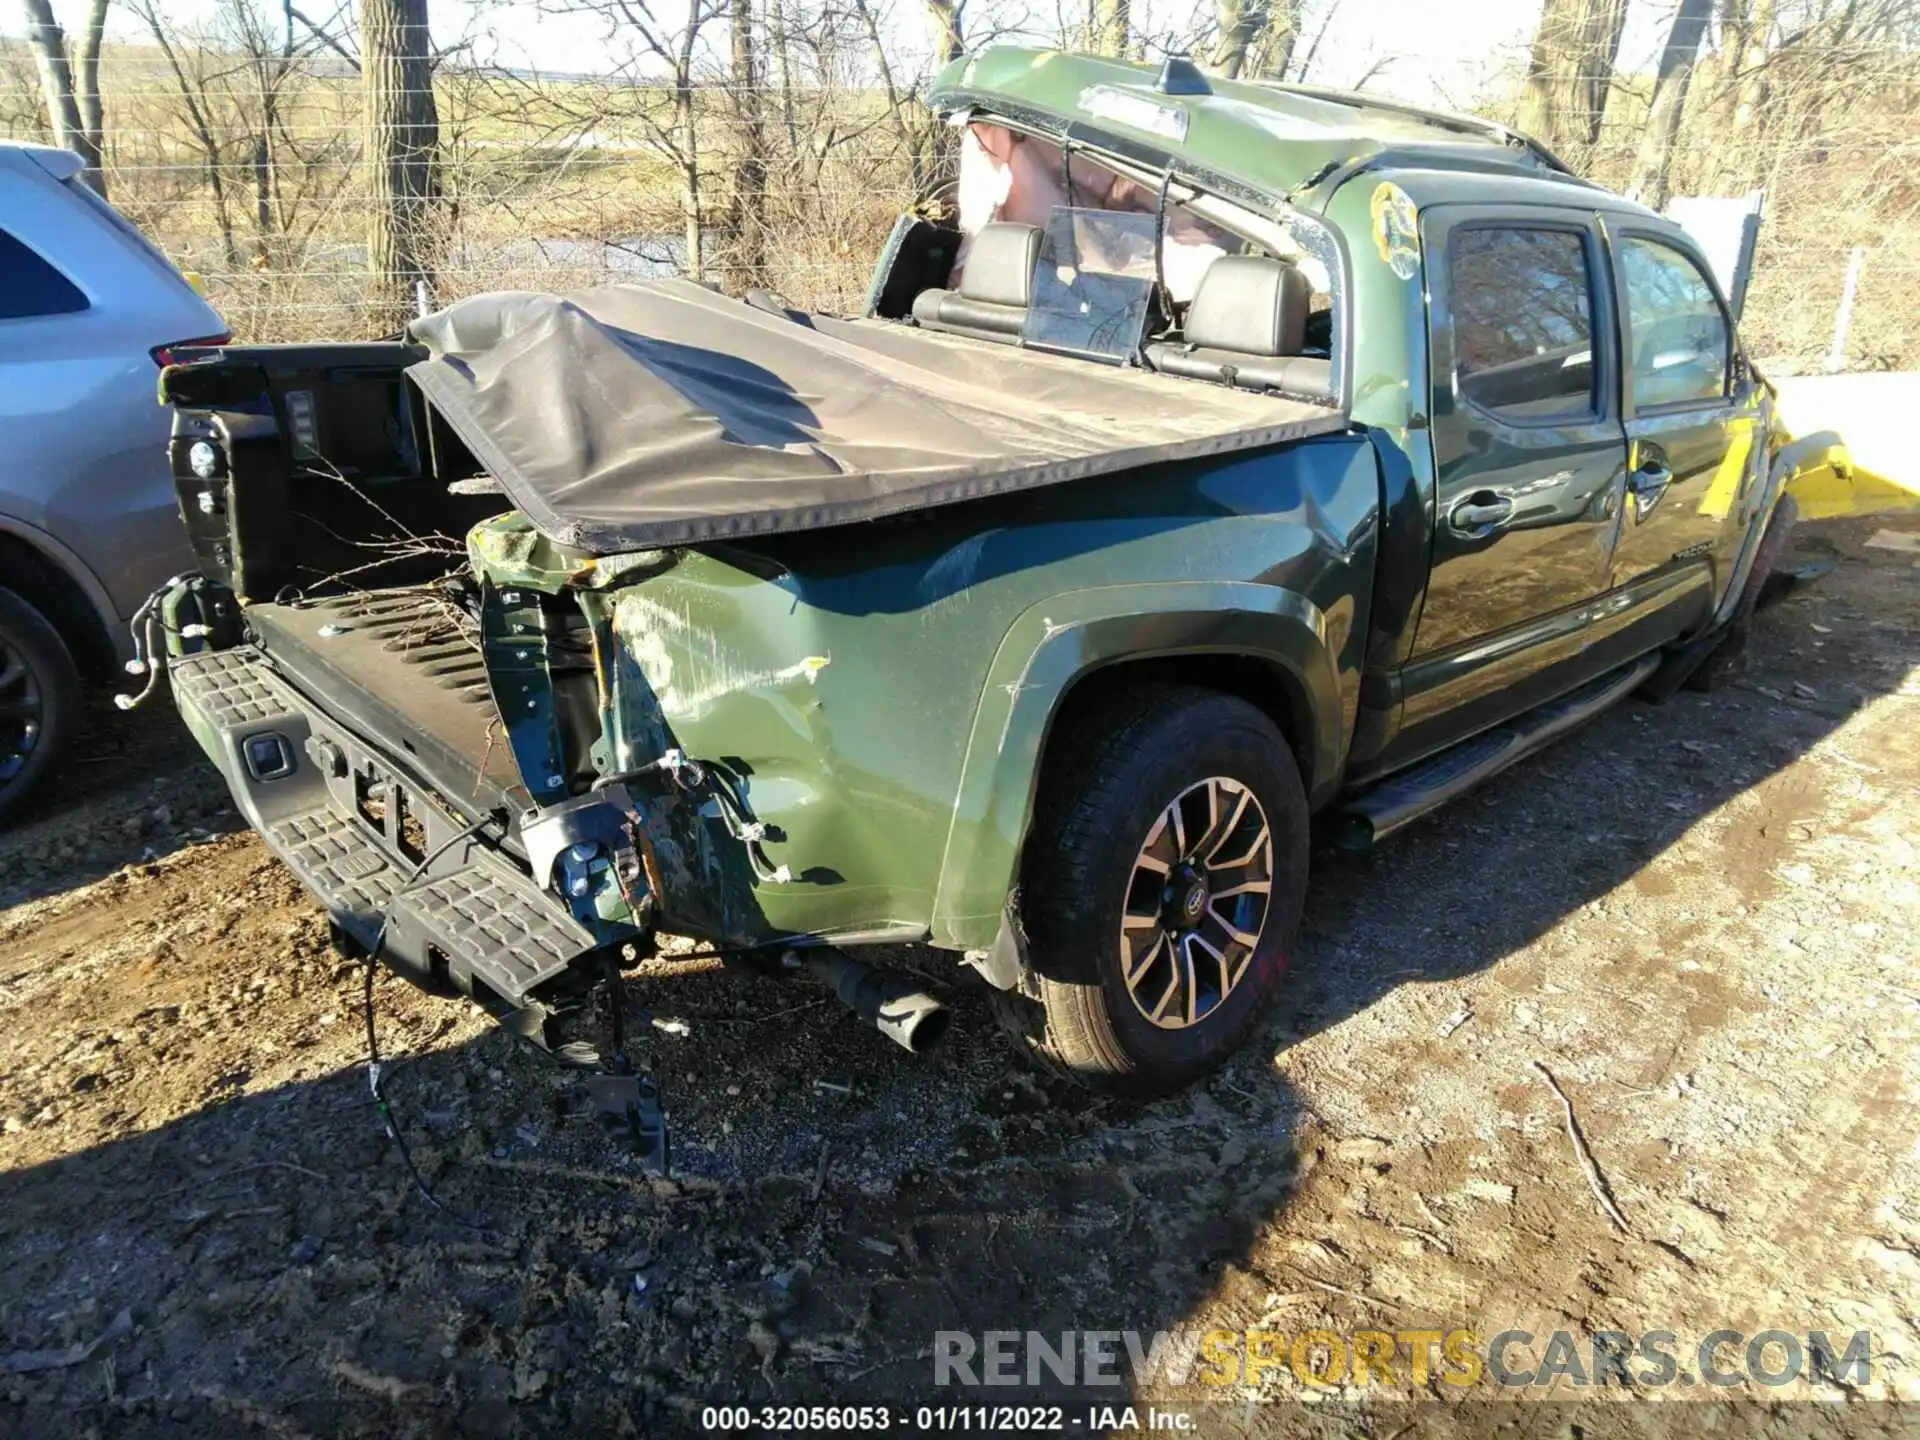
171,646 -> 598,1017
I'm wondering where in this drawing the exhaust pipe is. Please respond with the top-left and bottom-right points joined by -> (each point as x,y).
795,949 -> 951,1055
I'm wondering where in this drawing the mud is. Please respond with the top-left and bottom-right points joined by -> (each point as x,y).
2,517 -> 1917,1436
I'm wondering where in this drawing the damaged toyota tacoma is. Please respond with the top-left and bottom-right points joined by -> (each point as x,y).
149,49 -> 1846,1128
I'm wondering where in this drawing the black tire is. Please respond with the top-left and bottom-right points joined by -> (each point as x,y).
996,685 -> 1310,1099
0,588 -> 81,826
1688,494 -> 1799,693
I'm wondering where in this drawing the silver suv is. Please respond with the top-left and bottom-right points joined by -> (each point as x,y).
0,141 -> 227,821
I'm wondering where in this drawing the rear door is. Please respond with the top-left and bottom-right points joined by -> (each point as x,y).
1604,224 -> 1765,628
1394,205 -> 1626,761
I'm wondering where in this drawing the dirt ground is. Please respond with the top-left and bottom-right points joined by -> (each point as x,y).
2,516 -> 1917,1438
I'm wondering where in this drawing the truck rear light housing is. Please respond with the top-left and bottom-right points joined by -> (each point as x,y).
151,332 -> 233,367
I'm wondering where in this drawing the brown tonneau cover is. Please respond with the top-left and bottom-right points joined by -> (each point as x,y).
405,280 -> 1345,555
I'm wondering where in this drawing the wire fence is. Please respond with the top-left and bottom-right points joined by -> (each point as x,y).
3,38 -> 1915,368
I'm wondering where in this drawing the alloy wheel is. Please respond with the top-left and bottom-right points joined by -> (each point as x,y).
0,634 -> 46,793
1118,775 -> 1274,1030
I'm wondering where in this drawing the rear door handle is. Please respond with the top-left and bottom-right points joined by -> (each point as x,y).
1449,491 -> 1514,533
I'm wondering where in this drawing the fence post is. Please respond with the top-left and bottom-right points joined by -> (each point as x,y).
1826,246 -> 1865,373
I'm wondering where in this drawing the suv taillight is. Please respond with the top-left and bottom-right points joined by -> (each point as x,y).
151,332 -> 232,367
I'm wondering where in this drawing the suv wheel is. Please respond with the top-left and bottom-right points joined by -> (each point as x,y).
0,589 -> 81,825
995,685 -> 1309,1098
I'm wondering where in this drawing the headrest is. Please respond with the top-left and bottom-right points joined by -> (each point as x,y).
1185,255 -> 1310,357
958,223 -> 1043,309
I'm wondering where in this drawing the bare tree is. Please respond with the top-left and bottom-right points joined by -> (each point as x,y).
1573,0 -> 1628,143
1095,0 -> 1129,57
768,0 -> 798,147
1210,0 -> 1263,78
915,0 -> 966,210
530,0 -> 725,282
1,39 -> 49,138
1289,0 -> 1346,85
129,0 -> 241,265
722,0 -> 768,292
1517,0 -> 1627,149
125,0 -> 360,338
925,0 -> 964,64
73,0 -> 106,163
1730,0 -> 1778,135
1212,0 -> 1297,79
18,0 -> 109,194
1252,0 -> 1298,78
1628,0 -> 1712,208
359,0 -> 440,330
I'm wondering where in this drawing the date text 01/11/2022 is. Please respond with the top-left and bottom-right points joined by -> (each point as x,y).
698,1404 -> 1196,1431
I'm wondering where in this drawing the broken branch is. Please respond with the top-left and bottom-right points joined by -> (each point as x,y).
1531,1059 -> 1632,1235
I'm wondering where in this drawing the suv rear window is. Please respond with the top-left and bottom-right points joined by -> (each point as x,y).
0,227 -> 89,320
1449,226 -> 1596,422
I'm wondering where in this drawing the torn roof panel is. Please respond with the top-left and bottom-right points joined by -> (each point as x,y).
406,280 -> 1344,556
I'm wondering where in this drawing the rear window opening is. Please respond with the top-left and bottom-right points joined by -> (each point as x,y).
876,119 -> 1343,403
0,227 -> 88,320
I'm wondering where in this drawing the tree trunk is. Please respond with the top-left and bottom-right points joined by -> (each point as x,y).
1095,0 -> 1129,57
250,129 -> 274,265
1253,0 -> 1298,79
1628,0 -> 1712,210
921,0 -> 964,211
1713,0 -> 1752,125
924,0 -> 964,66
1573,0 -> 1628,144
723,0 -> 766,294
20,0 -> 106,194
1210,0 -> 1263,78
770,0 -> 798,151
1730,0 -> 1777,173
1517,0 -> 1625,150
674,84 -> 702,283
358,0 -> 440,335
1517,0 -> 1580,144
74,0 -> 108,183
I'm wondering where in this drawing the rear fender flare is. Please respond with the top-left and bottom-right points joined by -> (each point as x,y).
928,582 -> 1342,950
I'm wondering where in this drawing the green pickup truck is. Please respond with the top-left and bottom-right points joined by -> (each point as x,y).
153,49 -> 1840,1119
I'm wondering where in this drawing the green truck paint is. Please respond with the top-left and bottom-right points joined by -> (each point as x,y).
156,47 -> 1829,1086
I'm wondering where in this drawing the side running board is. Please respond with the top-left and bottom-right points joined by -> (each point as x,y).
1333,653 -> 1660,852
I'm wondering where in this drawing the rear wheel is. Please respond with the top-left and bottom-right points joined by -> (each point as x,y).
995,685 -> 1309,1098
0,589 -> 81,826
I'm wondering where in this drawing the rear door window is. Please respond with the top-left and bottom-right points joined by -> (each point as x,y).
1448,226 -> 1597,422
0,227 -> 89,320
1620,236 -> 1730,408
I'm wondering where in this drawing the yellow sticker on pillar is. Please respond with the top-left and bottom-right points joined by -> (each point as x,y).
1371,182 -> 1420,280
1699,419 -> 1756,521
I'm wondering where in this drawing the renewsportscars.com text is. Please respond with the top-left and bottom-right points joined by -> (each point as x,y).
932,1328 -> 1873,1390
